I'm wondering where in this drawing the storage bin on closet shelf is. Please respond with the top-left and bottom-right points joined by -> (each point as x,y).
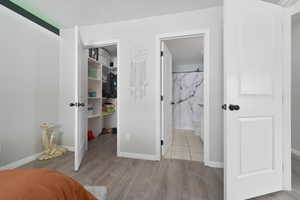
88,68 -> 98,78
88,89 -> 97,97
88,104 -> 94,116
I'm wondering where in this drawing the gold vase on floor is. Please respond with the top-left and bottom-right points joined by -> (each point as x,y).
38,123 -> 67,160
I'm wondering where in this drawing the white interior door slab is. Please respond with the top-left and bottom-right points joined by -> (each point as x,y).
74,26 -> 88,171
161,41 -> 173,156
224,0 -> 284,199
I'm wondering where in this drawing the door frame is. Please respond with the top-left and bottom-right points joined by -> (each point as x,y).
81,38 -> 121,157
281,1 -> 300,191
160,41 -> 173,156
156,29 -> 210,165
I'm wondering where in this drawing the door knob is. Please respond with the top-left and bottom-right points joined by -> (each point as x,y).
222,104 -> 227,110
69,102 -> 77,107
69,102 -> 85,107
229,104 -> 240,111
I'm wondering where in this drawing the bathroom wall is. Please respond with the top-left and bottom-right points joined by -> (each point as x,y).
173,64 -> 204,139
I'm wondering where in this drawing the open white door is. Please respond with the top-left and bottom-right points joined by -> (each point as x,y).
74,26 -> 88,171
224,0 -> 284,199
161,42 -> 173,156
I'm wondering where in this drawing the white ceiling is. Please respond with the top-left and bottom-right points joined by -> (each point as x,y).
11,0 -> 222,28
165,37 -> 204,67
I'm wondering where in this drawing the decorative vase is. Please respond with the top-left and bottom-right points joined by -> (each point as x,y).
38,123 -> 67,160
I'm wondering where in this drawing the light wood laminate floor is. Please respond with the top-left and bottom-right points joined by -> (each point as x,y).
19,134 -> 300,200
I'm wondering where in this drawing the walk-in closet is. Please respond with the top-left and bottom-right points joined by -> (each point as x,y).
87,45 -> 118,141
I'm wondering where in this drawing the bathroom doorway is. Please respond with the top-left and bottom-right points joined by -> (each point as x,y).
159,30 -> 210,164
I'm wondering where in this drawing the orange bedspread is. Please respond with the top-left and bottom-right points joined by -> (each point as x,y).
0,169 -> 96,200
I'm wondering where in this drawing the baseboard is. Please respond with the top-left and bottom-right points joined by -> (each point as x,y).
118,152 -> 160,161
62,145 -> 74,152
0,152 -> 42,170
292,148 -> 300,158
205,160 -> 224,168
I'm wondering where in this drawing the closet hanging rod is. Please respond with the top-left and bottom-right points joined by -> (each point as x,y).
172,70 -> 203,74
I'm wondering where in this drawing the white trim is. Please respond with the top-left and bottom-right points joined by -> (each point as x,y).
74,25 -> 81,171
62,145 -> 75,152
281,3 -> 300,191
118,152 -> 160,161
292,149 -> 300,158
282,11 -> 292,191
156,29 -> 210,165
80,36 -> 121,159
205,161 -> 224,168
0,152 -> 42,170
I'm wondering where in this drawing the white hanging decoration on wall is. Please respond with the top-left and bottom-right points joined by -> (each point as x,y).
129,46 -> 148,100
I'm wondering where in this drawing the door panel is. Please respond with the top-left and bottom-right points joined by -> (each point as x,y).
224,0 -> 284,199
239,117 -> 274,175
162,42 -> 173,156
74,26 -> 88,171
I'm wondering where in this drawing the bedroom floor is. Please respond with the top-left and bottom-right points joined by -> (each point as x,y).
19,134 -> 300,200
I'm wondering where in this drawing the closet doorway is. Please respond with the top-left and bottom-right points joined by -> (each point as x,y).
74,38 -> 120,171
158,30 -> 210,164
87,43 -> 119,152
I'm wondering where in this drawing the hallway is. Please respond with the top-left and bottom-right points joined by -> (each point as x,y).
164,129 -> 204,162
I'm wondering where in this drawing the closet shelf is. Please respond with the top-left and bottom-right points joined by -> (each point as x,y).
88,97 -> 101,100
102,97 -> 116,100
102,112 -> 115,116
88,57 -> 101,65
88,114 -> 101,119
88,77 -> 101,81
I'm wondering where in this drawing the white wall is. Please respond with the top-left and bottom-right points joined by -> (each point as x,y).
79,7 -> 223,162
292,13 -> 300,152
0,5 -> 60,167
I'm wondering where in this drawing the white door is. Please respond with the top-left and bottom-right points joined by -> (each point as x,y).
224,0 -> 284,199
74,26 -> 88,171
161,42 -> 173,156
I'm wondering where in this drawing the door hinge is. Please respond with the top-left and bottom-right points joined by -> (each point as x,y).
161,95 -> 163,101
161,140 -> 164,146
161,51 -> 163,57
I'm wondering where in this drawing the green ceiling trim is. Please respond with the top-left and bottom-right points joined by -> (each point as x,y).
10,0 -> 61,28
0,0 -> 60,35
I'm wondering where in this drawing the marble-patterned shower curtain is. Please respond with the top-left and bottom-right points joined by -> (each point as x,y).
173,72 -> 204,131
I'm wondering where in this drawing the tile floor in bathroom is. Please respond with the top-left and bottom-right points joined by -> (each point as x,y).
164,129 -> 203,162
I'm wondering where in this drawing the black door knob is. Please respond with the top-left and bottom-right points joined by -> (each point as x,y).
229,104 -> 240,111
222,104 -> 227,110
78,103 -> 85,107
70,102 -> 77,107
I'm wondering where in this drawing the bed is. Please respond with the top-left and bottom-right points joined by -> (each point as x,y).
0,169 -> 105,200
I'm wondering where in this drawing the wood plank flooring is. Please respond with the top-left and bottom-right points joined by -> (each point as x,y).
19,134 -> 300,200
